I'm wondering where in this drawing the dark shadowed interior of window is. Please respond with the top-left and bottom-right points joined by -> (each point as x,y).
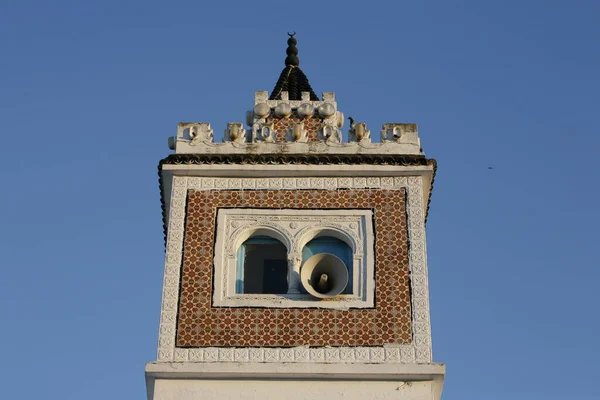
236,236 -> 287,294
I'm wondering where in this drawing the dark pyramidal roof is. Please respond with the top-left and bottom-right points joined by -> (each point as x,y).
270,33 -> 319,101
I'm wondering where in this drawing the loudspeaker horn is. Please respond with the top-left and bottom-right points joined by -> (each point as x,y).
300,253 -> 349,299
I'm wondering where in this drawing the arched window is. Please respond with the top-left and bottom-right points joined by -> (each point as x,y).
301,236 -> 353,294
236,236 -> 288,294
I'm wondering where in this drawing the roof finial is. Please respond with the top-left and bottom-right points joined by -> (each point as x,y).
270,32 -> 318,101
285,32 -> 299,67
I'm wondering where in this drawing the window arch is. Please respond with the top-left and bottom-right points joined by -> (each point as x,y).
297,227 -> 357,254
236,235 -> 288,294
301,236 -> 353,294
231,226 -> 290,255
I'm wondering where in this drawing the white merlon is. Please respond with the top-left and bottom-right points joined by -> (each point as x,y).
223,122 -> 246,143
382,123 -> 421,146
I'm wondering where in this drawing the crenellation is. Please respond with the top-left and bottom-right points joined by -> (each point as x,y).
349,121 -> 372,143
171,93 -> 421,153
289,121 -> 308,142
320,121 -> 342,143
170,122 -> 214,149
177,122 -> 214,142
223,122 -> 247,143
322,92 -> 335,102
381,123 -> 420,146
253,121 -> 276,143
254,90 -> 269,103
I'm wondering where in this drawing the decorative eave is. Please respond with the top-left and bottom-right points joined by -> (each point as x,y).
160,153 -> 433,165
157,154 -> 437,245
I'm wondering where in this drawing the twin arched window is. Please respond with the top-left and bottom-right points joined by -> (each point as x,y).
235,234 -> 353,295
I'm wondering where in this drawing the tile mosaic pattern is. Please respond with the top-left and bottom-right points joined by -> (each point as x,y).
266,110 -> 322,142
177,188 -> 411,348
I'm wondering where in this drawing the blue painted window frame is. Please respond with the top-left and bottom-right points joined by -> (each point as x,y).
236,236 -> 286,294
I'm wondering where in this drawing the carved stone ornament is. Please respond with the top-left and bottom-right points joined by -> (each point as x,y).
252,121 -> 276,143
224,122 -> 246,143
336,111 -> 345,128
297,103 -> 315,118
275,103 -> 292,118
320,122 -> 342,143
318,102 -> 336,118
253,102 -> 270,118
188,123 -> 214,145
380,123 -> 419,145
289,121 -> 308,142
349,122 -> 371,143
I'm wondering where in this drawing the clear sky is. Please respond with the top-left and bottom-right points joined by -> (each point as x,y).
1,1 -> 599,399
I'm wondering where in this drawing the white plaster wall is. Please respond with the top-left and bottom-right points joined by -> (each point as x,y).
152,379 -> 437,400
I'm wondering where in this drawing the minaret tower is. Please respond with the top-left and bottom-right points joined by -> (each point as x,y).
146,34 -> 445,400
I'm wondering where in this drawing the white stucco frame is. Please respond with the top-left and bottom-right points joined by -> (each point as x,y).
157,175 -> 432,364
213,208 -> 374,308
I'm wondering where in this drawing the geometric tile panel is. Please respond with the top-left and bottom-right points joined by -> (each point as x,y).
176,188 -> 411,347
266,112 -> 323,142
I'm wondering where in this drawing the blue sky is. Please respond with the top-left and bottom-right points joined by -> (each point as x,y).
1,1 -> 599,399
